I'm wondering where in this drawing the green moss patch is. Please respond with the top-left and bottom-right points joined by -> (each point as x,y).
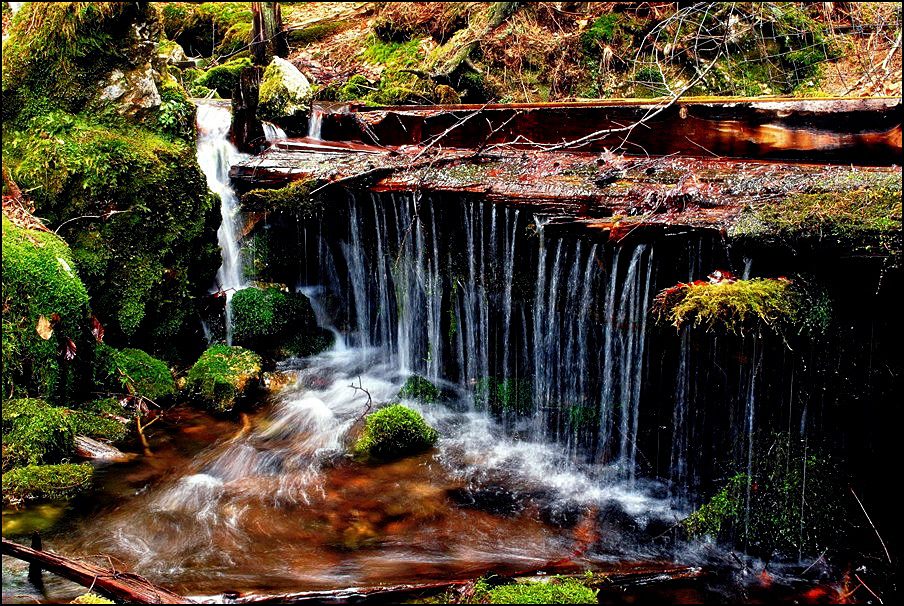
159,2 -> 252,58
231,287 -> 331,358
652,277 -> 830,337
257,56 -> 314,122
68,410 -> 130,443
353,403 -> 438,461
398,375 -> 440,403
2,463 -> 93,506
70,593 -> 115,605
682,473 -> 748,538
730,177 -> 902,256
94,344 -> 175,401
474,377 -> 532,415
1,217 -> 90,399
241,179 -> 320,214
474,577 -> 598,604
186,345 -> 262,413
195,56 -> 251,98
2,399 -> 75,469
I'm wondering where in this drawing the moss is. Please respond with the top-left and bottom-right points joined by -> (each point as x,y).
230,287 -> 330,358
2,399 -> 75,468
353,404 -> 438,461
1,217 -> 91,400
93,344 -> 175,401
157,77 -> 196,139
68,410 -> 130,443
3,112 -> 220,353
186,345 -> 262,413
195,56 -> 251,98
70,593 -> 115,605
581,14 -> 627,55
652,277 -> 831,337
288,20 -> 348,46
473,577 -> 598,604
2,2 -> 159,127
398,375 -> 441,403
474,377 -> 532,415
158,2 -> 252,58
241,179 -> 321,215
730,181 -> 902,256
682,473 -> 748,538
2,463 -> 93,506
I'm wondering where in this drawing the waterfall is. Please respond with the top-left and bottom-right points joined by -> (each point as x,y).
262,121 -> 287,143
308,106 -> 324,140
196,101 -> 248,344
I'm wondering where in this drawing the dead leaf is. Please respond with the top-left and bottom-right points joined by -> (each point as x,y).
91,315 -> 105,343
62,337 -> 77,361
36,315 -> 54,340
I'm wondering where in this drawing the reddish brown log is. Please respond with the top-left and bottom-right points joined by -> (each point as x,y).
1,538 -> 189,604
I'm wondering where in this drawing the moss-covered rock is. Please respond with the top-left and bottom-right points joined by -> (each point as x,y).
2,463 -> 93,506
186,345 -> 262,413
68,410 -> 130,444
195,56 -> 252,98
651,276 -> 831,337
231,287 -> 332,358
158,2 -> 252,58
353,403 -> 438,461
94,344 -> 175,401
2,399 -> 76,469
257,56 -> 313,123
240,179 -> 320,214
1,216 -> 91,400
398,375 -> 440,403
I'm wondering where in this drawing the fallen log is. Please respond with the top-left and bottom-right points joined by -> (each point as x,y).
231,562 -> 706,604
1,537 -> 189,604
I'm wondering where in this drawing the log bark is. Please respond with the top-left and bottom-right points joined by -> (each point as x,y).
1,538 -> 189,604
251,2 -> 288,66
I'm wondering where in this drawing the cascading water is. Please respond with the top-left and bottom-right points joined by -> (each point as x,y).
308,106 -> 324,140
196,101 -> 249,343
262,121 -> 287,143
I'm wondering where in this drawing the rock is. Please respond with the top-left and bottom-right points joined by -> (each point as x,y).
352,404 -> 438,461
74,436 -> 134,462
185,345 -> 263,413
257,56 -> 313,123
98,64 -> 162,118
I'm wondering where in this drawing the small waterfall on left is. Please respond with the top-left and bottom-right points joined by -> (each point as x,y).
196,101 -> 248,343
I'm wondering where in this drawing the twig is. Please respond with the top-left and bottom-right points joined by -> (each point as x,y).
850,487 -> 892,564
854,573 -> 884,604
350,376 -> 374,423
54,210 -> 132,234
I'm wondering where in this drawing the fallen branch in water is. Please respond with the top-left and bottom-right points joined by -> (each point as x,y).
231,562 -> 706,604
1,538 -> 188,604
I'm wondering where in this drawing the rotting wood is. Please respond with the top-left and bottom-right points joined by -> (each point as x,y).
1,538 -> 189,604
231,563 -> 705,604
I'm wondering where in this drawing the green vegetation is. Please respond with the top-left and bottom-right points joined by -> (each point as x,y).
288,20 -> 349,46
158,2 -> 253,58
2,463 -> 93,506
241,179 -> 320,215
683,435 -> 845,555
1,217 -> 91,400
68,409 -> 130,443
195,56 -> 252,98
398,375 -> 441,403
474,377 -> 532,415
186,345 -> 262,413
257,56 -> 314,122
2,399 -> 75,468
353,404 -> 438,461
472,577 -> 599,604
231,287 -> 331,358
652,277 -> 831,337
682,473 -> 749,538
730,178 -> 902,256
94,344 -> 175,400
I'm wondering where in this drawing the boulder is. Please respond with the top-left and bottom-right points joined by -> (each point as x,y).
257,56 -> 313,123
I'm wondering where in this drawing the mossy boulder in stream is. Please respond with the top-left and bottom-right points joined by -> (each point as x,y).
1,463 -> 93,507
93,344 -> 175,401
186,345 -> 262,413
231,287 -> 333,358
1,216 -> 91,400
353,404 -> 438,461
257,56 -> 313,123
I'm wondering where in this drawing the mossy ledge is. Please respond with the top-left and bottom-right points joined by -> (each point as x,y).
651,276 -> 831,337
185,345 -> 263,413
2,463 -> 93,507
231,287 -> 333,359
353,403 -> 438,461
397,375 -> 441,404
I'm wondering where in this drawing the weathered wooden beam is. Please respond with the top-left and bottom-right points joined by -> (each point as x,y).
1,538 -> 189,604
